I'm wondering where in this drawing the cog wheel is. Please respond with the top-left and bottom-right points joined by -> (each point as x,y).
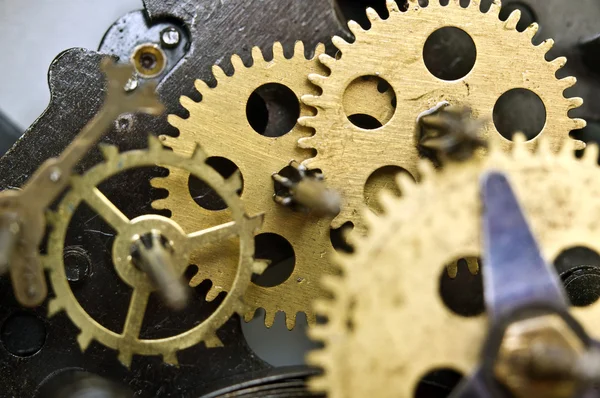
307,136 -> 600,398
44,136 -> 264,367
299,0 -> 586,234
153,42 -> 385,329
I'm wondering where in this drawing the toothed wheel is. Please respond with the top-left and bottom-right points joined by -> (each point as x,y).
44,137 -> 265,367
299,0 -> 586,237
153,42 -> 383,329
308,136 -> 600,398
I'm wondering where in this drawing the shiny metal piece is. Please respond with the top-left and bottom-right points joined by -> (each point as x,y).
130,231 -> 189,310
160,27 -> 181,48
272,160 -> 341,217
0,58 -> 163,307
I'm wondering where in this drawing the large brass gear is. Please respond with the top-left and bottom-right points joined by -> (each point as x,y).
44,136 -> 264,367
307,136 -> 600,398
152,42 -> 388,329
299,0 -> 586,234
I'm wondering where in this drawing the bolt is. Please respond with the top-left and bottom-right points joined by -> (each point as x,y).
160,27 -> 181,48
115,114 -> 134,133
63,246 -> 92,283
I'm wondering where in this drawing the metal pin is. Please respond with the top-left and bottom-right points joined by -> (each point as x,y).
0,212 -> 20,275
130,231 -> 188,310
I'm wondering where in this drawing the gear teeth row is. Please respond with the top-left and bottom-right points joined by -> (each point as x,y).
243,306 -> 317,330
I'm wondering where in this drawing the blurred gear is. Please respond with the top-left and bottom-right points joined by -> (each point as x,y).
308,136 -> 600,398
152,42 -> 339,329
0,58 -> 163,307
44,136 -> 265,367
299,0 -> 586,235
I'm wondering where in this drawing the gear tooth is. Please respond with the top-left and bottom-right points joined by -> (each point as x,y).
151,198 -> 169,211
559,137 -> 576,158
321,275 -> 343,297
264,310 -> 276,328
224,169 -> 243,192
117,350 -> 133,368
379,190 -> 399,214
572,118 -> 587,130
163,351 -> 179,366
467,258 -> 480,275
511,133 -> 529,158
387,0 -> 400,12
583,143 -> 599,165
252,259 -> 269,275
573,139 -> 586,151
567,97 -> 584,111
77,330 -> 93,351
536,135 -> 552,157
191,143 -> 209,163
417,159 -> 436,179
149,176 -> 167,189
308,324 -> 331,343
318,53 -> 336,69
347,20 -> 363,36
549,56 -> 567,72
365,7 -> 380,22
47,297 -> 64,317
179,95 -> 196,112
147,135 -> 163,153
98,143 -> 119,161
504,9 -> 521,30
524,22 -> 539,39
194,79 -> 210,93
272,42 -> 285,59
302,93 -> 322,108
167,114 -> 186,131
559,76 -> 577,90
298,116 -> 318,131
395,172 -> 416,195
332,36 -> 351,51
313,299 -> 331,317
244,308 -> 257,323
205,285 -> 222,302
308,375 -> 329,393
307,74 -> 327,89
211,64 -> 227,81
469,0 -> 481,8
204,333 -> 224,348
285,313 -> 297,330
488,0 -> 501,15
537,38 -> 555,54
230,54 -> 245,71
293,41 -> 305,57
447,262 -> 458,279
314,42 -> 326,57
305,311 -> 317,326
251,46 -> 264,63
362,208 -> 380,231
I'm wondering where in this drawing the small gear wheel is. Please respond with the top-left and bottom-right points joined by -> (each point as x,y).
44,136 -> 264,367
153,42 -> 386,328
299,0 -> 586,235
307,137 -> 600,398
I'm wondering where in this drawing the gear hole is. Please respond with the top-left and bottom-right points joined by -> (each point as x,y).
499,2 -> 537,32
554,246 -> 600,307
414,368 -> 464,398
364,166 -> 413,215
493,88 -> 546,141
241,310 -> 320,366
246,83 -> 300,137
330,222 -> 355,254
1,311 -> 46,357
252,233 -> 296,287
439,257 -> 484,317
423,27 -> 477,81
188,157 -> 243,211
343,75 -> 396,130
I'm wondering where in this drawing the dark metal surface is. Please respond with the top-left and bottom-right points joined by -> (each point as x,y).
0,110 -> 21,156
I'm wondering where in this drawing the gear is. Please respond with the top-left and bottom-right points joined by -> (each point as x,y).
44,136 -> 264,367
299,0 -> 586,234
307,136 -> 600,398
153,42 -> 385,329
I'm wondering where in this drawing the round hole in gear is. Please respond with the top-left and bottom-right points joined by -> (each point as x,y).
423,27 -> 477,81
1,311 -> 46,357
439,258 -> 484,317
414,368 -> 464,398
493,88 -> 546,141
499,2 -> 537,32
364,166 -> 413,215
343,75 -> 396,130
251,233 -> 295,287
554,246 -> 600,307
188,157 -> 243,211
246,83 -> 300,137
330,222 -> 355,254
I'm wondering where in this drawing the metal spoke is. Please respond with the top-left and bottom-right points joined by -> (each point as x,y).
122,288 -> 150,340
187,221 -> 239,249
81,187 -> 130,233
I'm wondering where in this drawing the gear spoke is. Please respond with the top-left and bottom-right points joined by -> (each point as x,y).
122,288 -> 150,340
187,221 -> 239,249
81,187 -> 130,233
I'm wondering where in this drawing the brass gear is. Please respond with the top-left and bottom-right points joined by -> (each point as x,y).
152,42 -> 387,328
307,136 -> 600,398
299,0 -> 586,234
44,136 -> 264,367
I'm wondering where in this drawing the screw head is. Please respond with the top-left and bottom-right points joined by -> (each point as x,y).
160,27 -> 181,48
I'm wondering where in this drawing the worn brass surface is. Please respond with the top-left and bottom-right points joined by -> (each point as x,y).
494,315 -> 585,398
308,136 -> 600,398
299,0 -> 586,235
44,137 -> 264,367
153,42 -> 341,329
0,58 -> 163,307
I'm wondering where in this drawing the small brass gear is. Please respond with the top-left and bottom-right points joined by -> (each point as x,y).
299,0 -> 586,235
153,42 -> 385,329
44,136 -> 264,367
307,137 -> 600,398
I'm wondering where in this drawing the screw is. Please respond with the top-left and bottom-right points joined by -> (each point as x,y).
49,168 -> 62,182
115,114 -> 134,133
160,27 -> 181,48
63,246 -> 92,283
124,77 -> 138,92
